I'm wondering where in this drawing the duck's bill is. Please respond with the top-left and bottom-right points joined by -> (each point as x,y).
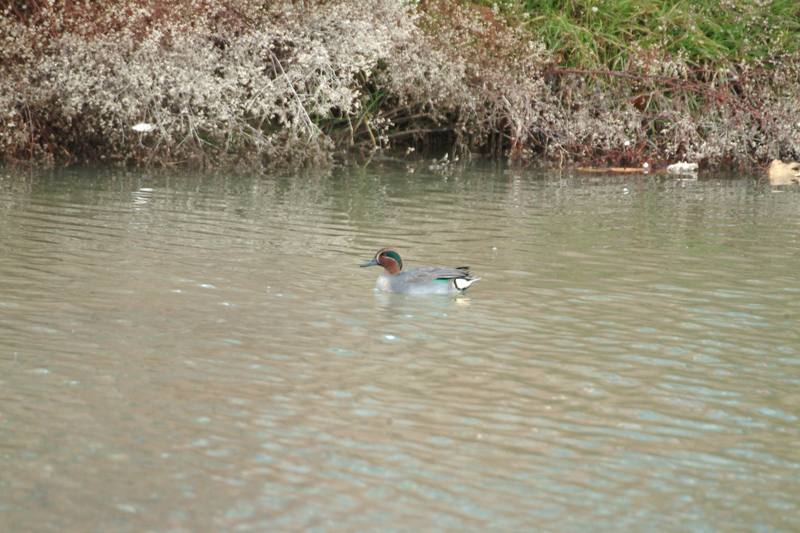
360,258 -> 379,267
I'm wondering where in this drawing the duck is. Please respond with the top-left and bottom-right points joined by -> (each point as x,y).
360,247 -> 481,295
768,159 -> 800,185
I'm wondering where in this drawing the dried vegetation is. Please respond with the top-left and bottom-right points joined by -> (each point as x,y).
1,0 -> 799,170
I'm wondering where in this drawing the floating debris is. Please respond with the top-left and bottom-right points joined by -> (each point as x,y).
666,161 -> 698,175
767,159 -> 800,185
576,166 -> 647,174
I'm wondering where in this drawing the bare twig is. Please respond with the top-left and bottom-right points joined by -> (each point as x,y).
548,65 -> 763,119
269,51 -> 320,140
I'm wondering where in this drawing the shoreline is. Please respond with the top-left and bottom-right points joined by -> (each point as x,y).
1,1 -> 798,172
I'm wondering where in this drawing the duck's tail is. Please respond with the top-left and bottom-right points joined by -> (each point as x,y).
454,277 -> 481,291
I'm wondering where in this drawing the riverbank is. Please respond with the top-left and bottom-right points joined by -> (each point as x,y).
2,0 -> 799,171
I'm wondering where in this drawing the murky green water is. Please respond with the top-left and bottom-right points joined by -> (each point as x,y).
1,164 -> 798,532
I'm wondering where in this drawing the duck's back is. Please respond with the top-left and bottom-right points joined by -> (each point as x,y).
378,266 -> 480,294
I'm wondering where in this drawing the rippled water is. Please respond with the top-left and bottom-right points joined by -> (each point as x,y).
1,164 -> 799,532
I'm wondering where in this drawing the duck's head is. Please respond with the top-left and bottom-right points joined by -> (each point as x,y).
360,247 -> 403,274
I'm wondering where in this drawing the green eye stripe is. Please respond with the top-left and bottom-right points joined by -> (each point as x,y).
381,250 -> 403,270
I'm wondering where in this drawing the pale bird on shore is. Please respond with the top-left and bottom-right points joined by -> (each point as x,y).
768,159 -> 800,185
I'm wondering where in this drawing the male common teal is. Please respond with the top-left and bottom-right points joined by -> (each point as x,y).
360,247 -> 481,295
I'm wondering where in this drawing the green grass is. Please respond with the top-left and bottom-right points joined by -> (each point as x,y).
482,0 -> 800,70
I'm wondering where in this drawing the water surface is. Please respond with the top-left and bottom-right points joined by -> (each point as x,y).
1,164 -> 799,532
